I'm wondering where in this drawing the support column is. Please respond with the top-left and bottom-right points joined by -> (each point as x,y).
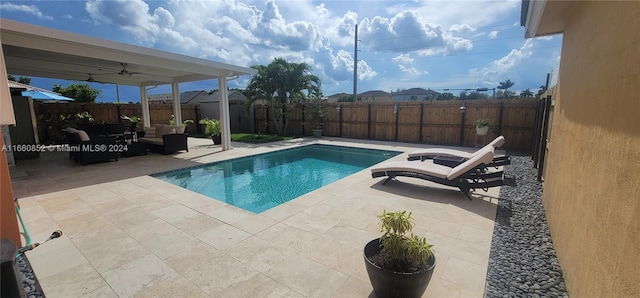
140,87 -> 150,127
171,82 -> 181,125
218,76 -> 231,151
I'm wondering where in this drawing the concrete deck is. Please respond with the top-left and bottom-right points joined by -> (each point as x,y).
10,137 -> 500,297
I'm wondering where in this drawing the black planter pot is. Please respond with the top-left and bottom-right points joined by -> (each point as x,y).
364,238 -> 436,298
212,135 -> 222,145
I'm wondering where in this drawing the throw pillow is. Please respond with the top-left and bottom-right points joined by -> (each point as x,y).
161,124 -> 176,135
65,127 -> 78,133
155,124 -> 165,135
76,130 -> 90,141
144,126 -> 156,138
174,126 -> 185,134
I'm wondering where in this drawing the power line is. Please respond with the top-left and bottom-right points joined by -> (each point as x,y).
358,45 -> 560,62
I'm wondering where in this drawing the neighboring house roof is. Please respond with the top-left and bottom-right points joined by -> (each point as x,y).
200,90 -> 247,103
7,80 -> 62,94
358,90 -> 391,97
327,92 -> 350,98
180,90 -> 208,104
393,88 -> 440,96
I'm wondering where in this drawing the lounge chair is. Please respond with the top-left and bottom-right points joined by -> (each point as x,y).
407,136 -> 510,167
371,146 -> 505,200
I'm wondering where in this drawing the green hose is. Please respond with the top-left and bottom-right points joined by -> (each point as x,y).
14,197 -> 32,247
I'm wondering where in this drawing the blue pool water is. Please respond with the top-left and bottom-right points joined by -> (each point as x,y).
153,144 -> 400,213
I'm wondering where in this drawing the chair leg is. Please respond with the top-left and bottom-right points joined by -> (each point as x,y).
383,176 -> 394,185
460,187 -> 473,200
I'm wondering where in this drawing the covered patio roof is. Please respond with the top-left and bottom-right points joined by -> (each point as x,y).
1,18 -> 257,150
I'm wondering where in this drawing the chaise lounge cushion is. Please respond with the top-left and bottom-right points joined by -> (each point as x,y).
408,136 -> 505,160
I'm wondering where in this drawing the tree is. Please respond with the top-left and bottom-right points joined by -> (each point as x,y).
52,83 -> 102,103
460,91 -> 489,100
337,94 -> 354,102
495,90 -> 516,99
520,89 -> 534,98
8,75 -> 31,85
245,57 -> 322,135
436,92 -> 454,100
497,79 -> 515,91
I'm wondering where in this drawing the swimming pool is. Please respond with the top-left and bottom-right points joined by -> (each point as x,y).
152,144 -> 400,213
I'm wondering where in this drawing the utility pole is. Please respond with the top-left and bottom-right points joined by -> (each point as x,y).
353,24 -> 358,102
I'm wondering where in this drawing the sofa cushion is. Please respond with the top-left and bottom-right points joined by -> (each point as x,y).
138,137 -> 164,146
155,124 -> 166,135
76,130 -> 90,141
144,126 -> 156,138
159,124 -> 176,135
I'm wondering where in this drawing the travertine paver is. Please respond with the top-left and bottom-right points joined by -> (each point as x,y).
12,137 -> 500,297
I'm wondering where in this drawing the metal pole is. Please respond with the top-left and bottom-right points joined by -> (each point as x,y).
353,24 -> 358,102
459,102 -> 466,146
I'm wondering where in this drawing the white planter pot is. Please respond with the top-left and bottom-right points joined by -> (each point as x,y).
476,126 -> 489,135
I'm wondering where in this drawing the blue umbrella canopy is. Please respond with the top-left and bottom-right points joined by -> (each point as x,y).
21,90 -> 75,101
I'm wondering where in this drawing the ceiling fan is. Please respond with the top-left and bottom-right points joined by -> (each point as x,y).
117,63 -> 141,76
82,73 -> 107,84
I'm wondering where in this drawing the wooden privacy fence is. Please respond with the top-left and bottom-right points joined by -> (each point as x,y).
254,99 -> 538,150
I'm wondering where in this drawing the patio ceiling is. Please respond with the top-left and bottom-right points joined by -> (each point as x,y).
0,18 -> 256,87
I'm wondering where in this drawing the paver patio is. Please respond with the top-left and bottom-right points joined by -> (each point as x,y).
10,137 -> 501,297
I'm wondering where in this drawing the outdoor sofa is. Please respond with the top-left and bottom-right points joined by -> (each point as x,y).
138,124 -> 188,154
64,127 -> 119,165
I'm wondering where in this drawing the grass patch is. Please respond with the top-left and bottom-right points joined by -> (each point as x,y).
231,133 -> 295,143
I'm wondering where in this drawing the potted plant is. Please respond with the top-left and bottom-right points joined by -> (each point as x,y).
199,118 -> 222,144
306,97 -> 325,137
364,210 -> 436,298
474,118 -> 491,136
120,115 -> 141,133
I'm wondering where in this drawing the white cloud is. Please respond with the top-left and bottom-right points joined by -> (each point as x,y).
415,0 -> 520,29
85,0 -> 180,44
358,10 -> 471,56
0,3 -> 53,20
488,31 -> 499,39
449,24 -> 476,33
392,54 -> 425,75
317,49 -> 377,83
468,39 -> 534,78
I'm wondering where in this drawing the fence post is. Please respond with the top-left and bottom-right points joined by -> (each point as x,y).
265,106 -> 270,134
459,102 -> 466,146
253,105 -> 257,134
301,104 -> 305,135
367,104 -> 371,139
195,105 -> 201,134
339,105 -> 343,137
498,102 -> 504,136
116,105 -> 122,123
419,103 -> 424,143
531,100 -> 542,160
394,104 -> 399,141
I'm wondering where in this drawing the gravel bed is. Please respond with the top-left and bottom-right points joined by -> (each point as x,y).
485,154 -> 569,298
17,254 -> 45,298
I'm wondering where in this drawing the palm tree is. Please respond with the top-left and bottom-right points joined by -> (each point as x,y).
520,89 -> 534,98
497,79 -> 515,91
245,58 -> 322,135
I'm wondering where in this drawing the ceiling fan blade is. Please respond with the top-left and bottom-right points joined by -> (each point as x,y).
84,73 -> 107,84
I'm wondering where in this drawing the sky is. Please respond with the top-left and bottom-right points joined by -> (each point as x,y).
1,0 -> 562,103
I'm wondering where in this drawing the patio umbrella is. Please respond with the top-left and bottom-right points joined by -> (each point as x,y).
21,90 -> 75,101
